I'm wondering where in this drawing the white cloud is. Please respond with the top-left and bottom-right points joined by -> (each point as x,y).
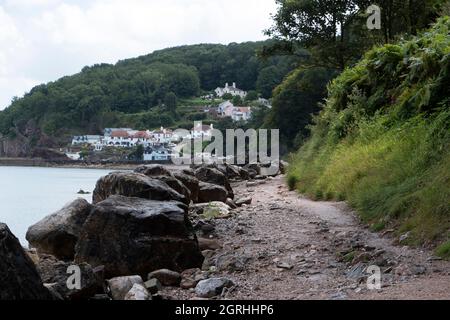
0,0 -> 277,110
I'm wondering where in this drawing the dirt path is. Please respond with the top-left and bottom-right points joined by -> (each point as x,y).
165,175 -> 450,300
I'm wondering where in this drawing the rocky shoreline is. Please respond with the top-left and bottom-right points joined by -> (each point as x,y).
1,162 -> 287,300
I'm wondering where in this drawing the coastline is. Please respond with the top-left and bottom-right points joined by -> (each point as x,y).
0,157 -> 187,171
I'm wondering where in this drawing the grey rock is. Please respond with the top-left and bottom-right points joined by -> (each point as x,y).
144,278 -> 162,294
195,277 -> 234,298
92,171 -> 187,204
0,223 -> 52,300
173,172 -> 200,203
198,182 -> 228,203
37,254 -> 104,300
148,269 -> 181,287
195,167 -> 234,199
180,268 -> 208,289
26,198 -> 92,260
107,275 -> 144,300
134,164 -> 172,177
235,197 -> 252,206
75,196 -> 203,278
124,283 -> 151,300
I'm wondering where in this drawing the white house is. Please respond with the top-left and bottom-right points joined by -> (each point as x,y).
218,100 -> 234,116
104,128 -> 133,137
152,127 -> 175,144
231,107 -> 252,122
144,146 -> 171,161
72,135 -> 102,145
217,102 -> 252,122
103,130 -> 153,148
191,123 -> 214,139
258,98 -> 272,109
215,83 -> 247,99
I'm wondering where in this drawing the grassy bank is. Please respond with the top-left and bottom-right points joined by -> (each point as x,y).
287,18 -> 450,253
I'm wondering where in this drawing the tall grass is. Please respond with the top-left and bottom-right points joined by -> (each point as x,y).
288,18 -> 450,251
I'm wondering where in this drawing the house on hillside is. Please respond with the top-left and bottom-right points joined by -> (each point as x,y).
231,107 -> 252,122
215,83 -> 247,98
258,98 -> 272,109
104,128 -> 133,137
71,135 -> 102,146
191,123 -> 214,139
103,130 -> 153,147
218,100 -> 234,116
144,145 -> 171,162
216,101 -> 252,122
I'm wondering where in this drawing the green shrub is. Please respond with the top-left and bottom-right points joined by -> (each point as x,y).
435,241 -> 450,259
288,18 -> 450,246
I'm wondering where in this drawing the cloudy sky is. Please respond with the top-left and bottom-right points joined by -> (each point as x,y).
0,0 -> 277,110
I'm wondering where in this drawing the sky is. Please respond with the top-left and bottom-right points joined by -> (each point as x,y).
0,0 -> 278,110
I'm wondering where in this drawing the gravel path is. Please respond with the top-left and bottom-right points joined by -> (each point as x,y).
164,175 -> 450,300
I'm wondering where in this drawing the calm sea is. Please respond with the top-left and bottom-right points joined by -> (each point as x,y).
0,166 -> 111,245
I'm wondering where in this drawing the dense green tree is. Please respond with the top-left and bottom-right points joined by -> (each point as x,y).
232,95 -> 243,106
245,90 -> 259,101
265,0 -> 445,70
128,144 -> 144,161
164,92 -> 178,114
264,67 -> 336,149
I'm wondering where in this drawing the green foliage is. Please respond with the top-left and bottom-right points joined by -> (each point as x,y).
265,67 -> 337,150
288,18 -> 450,245
128,144 -> 144,161
266,0 -> 445,70
164,92 -> 178,114
245,90 -> 259,101
435,241 -> 450,259
232,95 -> 243,106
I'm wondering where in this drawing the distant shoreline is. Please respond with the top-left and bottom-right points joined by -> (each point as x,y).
0,157 -> 188,171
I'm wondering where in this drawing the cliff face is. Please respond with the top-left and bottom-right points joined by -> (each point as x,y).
0,133 -> 31,157
0,120 -> 64,159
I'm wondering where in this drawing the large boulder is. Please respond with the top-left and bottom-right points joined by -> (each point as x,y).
37,254 -> 104,300
217,164 -> 241,180
195,167 -> 234,199
173,172 -> 200,203
198,182 -> 228,203
92,171 -> 187,204
154,175 -> 191,203
134,165 -> 172,177
26,198 -> 92,260
75,196 -> 204,278
135,165 -> 192,203
0,223 -> 52,300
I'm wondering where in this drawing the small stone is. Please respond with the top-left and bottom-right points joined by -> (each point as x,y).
148,269 -> 181,287
235,197 -> 252,206
198,238 -> 222,251
411,265 -> 426,275
276,262 -> 293,270
195,278 -> 234,298
399,232 -> 411,243
124,283 -> 151,300
107,275 -> 144,300
144,278 -> 162,295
